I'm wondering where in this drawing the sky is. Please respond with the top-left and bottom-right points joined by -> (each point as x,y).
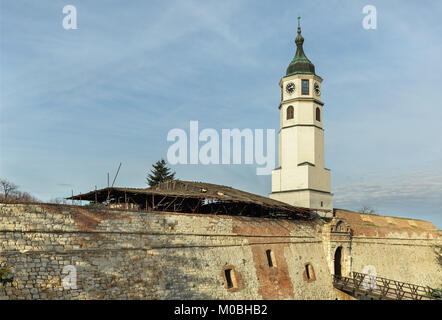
1,0 -> 441,228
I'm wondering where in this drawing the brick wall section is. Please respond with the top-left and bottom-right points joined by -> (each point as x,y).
0,204 -> 337,300
232,218 -> 335,299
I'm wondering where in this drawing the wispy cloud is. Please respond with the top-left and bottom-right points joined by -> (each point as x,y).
1,1 -> 442,229
335,170 -> 442,205
57,183 -> 73,188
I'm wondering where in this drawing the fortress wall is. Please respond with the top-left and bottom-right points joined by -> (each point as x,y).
0,203 -> 336,300
335,210 -> 441,288
349,238 -> 440,287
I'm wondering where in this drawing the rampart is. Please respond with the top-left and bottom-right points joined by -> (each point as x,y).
0,204 -> 440,299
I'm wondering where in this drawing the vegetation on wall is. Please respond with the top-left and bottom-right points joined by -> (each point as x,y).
0,266 -> 13,285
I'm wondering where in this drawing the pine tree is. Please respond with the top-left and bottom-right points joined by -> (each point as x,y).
146,159 -> 176,187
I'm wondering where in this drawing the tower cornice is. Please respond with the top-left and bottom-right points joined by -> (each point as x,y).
278,97 -> 324,109
279,74 -> 323,87
279,124 -> 324,132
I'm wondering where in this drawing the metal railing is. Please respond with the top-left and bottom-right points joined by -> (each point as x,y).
333,272 -> 441,300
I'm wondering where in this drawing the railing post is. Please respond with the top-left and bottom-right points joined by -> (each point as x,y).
332,271 -> 440,300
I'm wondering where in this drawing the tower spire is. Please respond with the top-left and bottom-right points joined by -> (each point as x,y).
271,21 -> 333,214
295,16 -> 304,46
286,17 -> 315,76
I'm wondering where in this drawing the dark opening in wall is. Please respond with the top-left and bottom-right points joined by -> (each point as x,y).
222,265 -> 243,292
224,268 -> 234,289
334,247 -> 342,277
266,249 -> 276,267
304,263 -> 316,282
305,264 -> 311,279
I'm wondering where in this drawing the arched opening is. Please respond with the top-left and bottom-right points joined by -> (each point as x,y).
334,246 -> 343,278
336,221 -> 344,232
286,106 -> 294,120
316,107 -> 321,122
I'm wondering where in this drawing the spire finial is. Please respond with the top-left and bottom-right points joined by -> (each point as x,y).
295,16 -> 304,46
286,16 -> 316,76
297,16 -> 301,34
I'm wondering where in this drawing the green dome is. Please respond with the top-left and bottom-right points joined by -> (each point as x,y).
286,19 -> 315,76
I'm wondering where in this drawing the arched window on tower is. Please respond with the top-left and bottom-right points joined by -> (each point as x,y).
287,106 -> 294,120
316,107 -> 321,122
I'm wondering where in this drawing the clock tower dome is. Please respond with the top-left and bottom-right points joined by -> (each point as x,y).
270,18 -> 333,216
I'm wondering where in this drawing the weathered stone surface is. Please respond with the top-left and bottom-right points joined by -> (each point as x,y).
0,203 -> 440,300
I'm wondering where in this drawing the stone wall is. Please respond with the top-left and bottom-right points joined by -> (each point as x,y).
334,210 -> 441,287
0,203 -> 337,300
1,204 -> 440,300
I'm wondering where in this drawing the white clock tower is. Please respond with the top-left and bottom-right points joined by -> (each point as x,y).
270,18 -> 333,215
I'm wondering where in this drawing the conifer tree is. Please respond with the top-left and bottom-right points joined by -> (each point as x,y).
146,159 -> 176,187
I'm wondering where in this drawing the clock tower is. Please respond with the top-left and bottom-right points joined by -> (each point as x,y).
270,18 -> 333,215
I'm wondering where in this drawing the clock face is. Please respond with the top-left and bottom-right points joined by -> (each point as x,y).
286,82 -> 295,94
314,83 -> 320,96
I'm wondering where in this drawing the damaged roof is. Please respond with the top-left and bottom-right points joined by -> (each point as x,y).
68,180 -> 325,218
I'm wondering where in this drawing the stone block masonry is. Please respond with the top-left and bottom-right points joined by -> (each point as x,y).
0,204 -> 440,300
334,210 -> 441,287
0,204 -> 336,299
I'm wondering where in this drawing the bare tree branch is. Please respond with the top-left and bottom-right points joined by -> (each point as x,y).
359,205 -> 376,214
0,179 -> 18,200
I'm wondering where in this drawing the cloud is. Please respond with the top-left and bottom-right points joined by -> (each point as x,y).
57,183 -> 73,187
2,0 -> 442,229
334,169 -> 442,207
